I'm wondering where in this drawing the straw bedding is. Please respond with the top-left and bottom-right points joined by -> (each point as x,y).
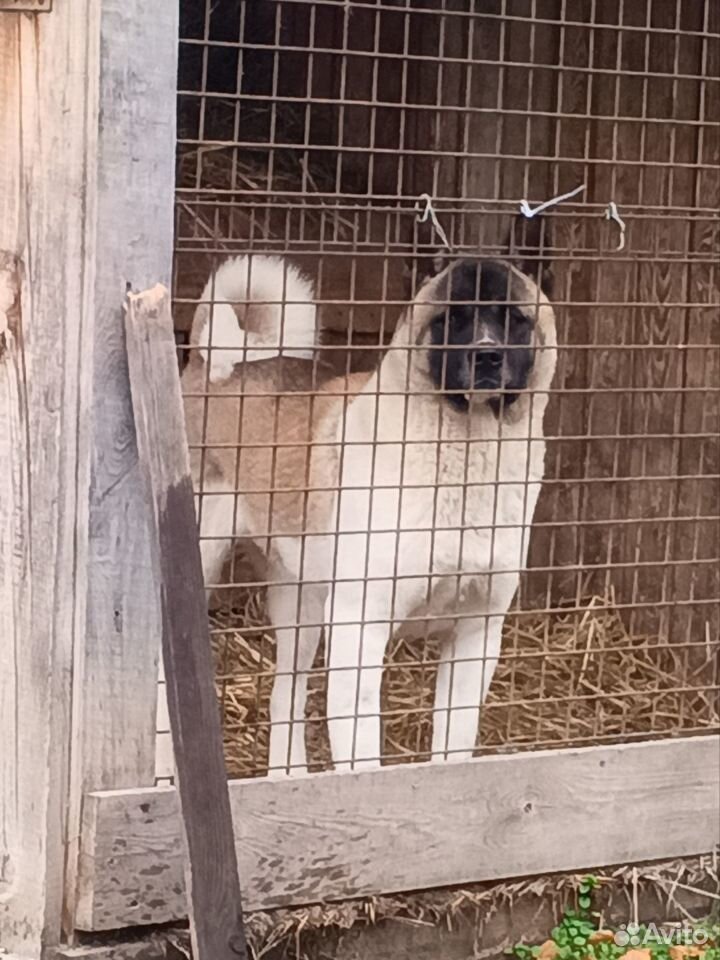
209,563 -> 719,780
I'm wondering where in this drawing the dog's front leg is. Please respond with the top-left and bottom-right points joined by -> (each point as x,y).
325,580 -> 391,771
431,610 -> 503,762
196,487 -> 237,595
267,579 -> 324,776
432,573 -> 517,761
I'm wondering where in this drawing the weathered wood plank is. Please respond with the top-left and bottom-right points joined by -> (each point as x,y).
81,0 -> 178,799
0,253 -> 27,925
1,2 -> 177,952
0,22 -> 26,943
53,942 -> 166,960
76,735 -> 720,931
125,286 -> 247,960
0,6 -> 99,954
672,5 -> 720,661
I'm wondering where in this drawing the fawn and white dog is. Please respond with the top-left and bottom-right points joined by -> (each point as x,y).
182,228 -> 557,774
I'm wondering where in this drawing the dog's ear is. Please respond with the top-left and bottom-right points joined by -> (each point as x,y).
504,215 -> 554,298
404,249 -> 449,297
429,249 -> 449,278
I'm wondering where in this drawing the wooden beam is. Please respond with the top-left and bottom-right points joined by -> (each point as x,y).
53,942 -> 166,960
76,735 -> 720,931
124,286 -> 247,960
79,0 -> 178,802
1,6 -> 99,955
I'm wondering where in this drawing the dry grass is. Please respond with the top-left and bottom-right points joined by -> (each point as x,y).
157,855 -> 720,960
210,561 -> 719,780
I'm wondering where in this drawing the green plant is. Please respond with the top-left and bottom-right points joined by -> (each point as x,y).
577,876 -> 599,918
507,875 -> 720,960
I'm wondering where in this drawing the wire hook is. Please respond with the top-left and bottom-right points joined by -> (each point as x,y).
415,193 -> 451,251
519,183 -> 586,219
605,201 -> 626,251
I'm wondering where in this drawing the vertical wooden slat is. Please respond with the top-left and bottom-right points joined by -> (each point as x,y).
0,252 -> 27,931
616,0 -> 698,641
81,0 -> 178,796
125,285 -> 247,960
525,4 -> 593,604
0,7 -> 100,954
672,8 -> 720,664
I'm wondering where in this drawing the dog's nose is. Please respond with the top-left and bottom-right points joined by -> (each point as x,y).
476,345 -> 503,368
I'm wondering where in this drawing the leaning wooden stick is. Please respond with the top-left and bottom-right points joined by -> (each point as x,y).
125,284 -> 247,960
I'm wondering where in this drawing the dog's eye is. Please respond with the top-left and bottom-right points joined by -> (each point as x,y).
431,309 -> 475,343
504,310 -> 532,336
456,314 -> 476,335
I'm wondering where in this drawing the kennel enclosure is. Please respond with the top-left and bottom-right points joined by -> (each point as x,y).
1,1 -> 719,958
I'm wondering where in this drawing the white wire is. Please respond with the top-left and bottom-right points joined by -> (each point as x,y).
415,193 -> 452,251
519,183 -> 587,219
605,201 -> 627,251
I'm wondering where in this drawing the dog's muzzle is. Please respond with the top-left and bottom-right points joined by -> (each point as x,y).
472,341 -> 505,392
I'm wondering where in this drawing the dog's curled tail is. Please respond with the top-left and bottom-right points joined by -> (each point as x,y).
193,255 -> 317,382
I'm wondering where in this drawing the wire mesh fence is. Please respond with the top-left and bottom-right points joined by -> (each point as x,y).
166,0 -> 720,781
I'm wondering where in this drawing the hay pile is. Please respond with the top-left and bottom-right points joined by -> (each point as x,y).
209,572 -> 719,780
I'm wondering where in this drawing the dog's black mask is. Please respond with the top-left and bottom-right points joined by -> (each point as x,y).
428,260 -> 536,414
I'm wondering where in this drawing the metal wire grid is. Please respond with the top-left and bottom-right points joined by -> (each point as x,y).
164,0 -> 720,780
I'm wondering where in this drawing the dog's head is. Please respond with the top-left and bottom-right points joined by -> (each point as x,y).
406,217 -> 556,414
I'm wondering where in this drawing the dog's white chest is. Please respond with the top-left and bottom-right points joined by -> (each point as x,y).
329,391 -> 547,620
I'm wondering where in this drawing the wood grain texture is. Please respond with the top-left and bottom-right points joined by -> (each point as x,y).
125,287 -> 247,960
76,735 -> 720,931
1,5 -> 176,950
671,6 -> 720,659
0,253 -> 26,915
54,942 -> 166,960
0,7 -> 100,955
81,0 -> 178,799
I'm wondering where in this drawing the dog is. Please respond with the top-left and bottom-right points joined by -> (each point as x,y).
182,224 -> 557,775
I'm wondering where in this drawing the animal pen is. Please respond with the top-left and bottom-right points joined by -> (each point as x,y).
1,0 -> 719,958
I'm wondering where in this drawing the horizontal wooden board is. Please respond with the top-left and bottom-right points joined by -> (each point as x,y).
0,1 -> 52,10
75,735 -> 720,931
54,942 -> 165,960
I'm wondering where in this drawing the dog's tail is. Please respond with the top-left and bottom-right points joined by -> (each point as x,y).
192,255 -> 317,382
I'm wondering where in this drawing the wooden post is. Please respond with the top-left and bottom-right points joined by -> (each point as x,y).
1,8 -> 100,956
79,0 -> 178,802
0,2 -> 177,955
125,285 -> 248,960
